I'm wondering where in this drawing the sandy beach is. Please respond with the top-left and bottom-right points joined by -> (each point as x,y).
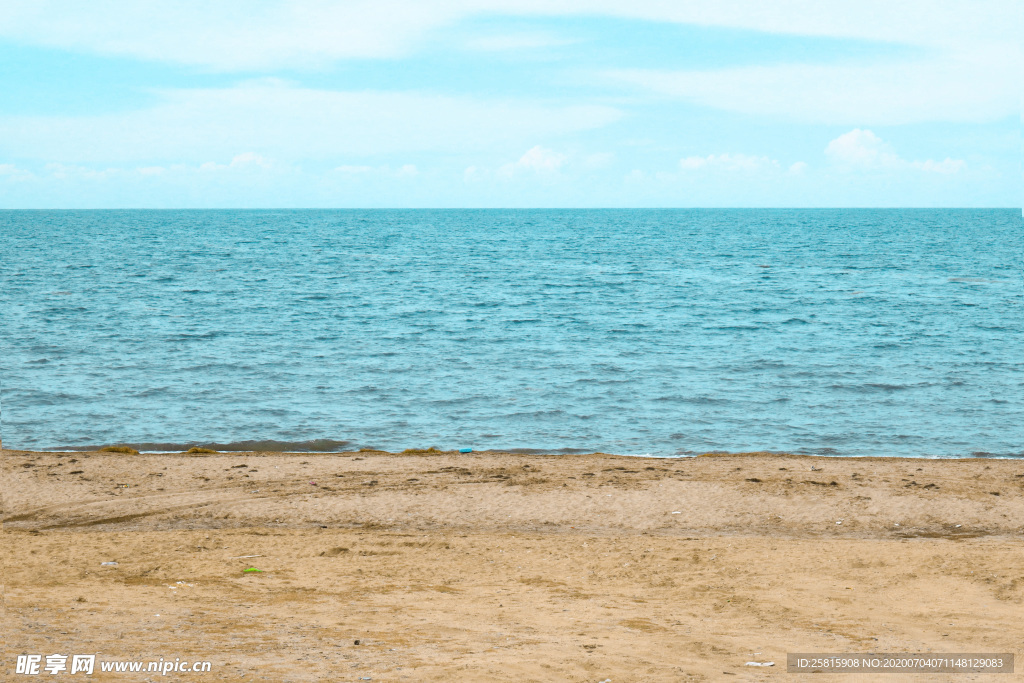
3,448 -> 1023,681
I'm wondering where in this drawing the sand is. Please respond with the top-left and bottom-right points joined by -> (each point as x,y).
3,448 -> 1023,681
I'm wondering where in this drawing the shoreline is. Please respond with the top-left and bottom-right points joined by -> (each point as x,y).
9,446 -> 1024,460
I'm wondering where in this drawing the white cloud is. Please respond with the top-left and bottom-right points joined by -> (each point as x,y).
911,158 -> 966,174
788,161 -> 808,174
45,163 -> 98,180
498,145 -> 567,177
517,146 -> 566,172
0,1 -> 1015,70
825,129 -> 899,166
199,152 -> 272,172
0,82 -> 622,163
334,163 -> 420,178
462,147 -> 608,182
609,43 -> 1018,125
27,157 -> 428,186
0,163 -> 35,181
335,165 -> 375,174
825,128 -> 965,173
230,152 -> 271,168
679,153 -> 779,172
0,2 -> 1013,135
33,157 -> 280,181
464,32 -> 576,51
0,1 -> 464,69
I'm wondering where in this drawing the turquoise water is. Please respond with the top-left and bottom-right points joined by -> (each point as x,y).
2,209 -> 1021,457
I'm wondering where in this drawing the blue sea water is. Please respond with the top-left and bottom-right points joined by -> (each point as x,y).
1,209 -> 1021,457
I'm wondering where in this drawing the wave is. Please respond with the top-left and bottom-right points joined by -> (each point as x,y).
50,438 -> 353,453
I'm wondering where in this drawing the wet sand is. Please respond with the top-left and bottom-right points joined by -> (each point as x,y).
3,449 -> 1023,681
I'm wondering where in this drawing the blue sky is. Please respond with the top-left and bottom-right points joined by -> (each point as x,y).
0,1 -> 1018,208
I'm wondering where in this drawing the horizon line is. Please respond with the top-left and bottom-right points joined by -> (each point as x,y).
2,206 -> 1019,211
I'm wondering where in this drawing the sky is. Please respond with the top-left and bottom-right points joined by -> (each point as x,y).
0,0 -> 1019,208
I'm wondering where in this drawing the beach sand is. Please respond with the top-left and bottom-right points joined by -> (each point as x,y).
3,449 -> 1023,681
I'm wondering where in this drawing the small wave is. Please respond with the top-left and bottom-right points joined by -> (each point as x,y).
12,390 -> 90,405
51,438 -> 353,453
132,386 -> 172,398
344,385 -> 383,395
167,331 -> 222,341
653,395 -> 731,405
44,305 -> 88,313
707,325 -> 760,331
180,362 -> 247,372
865,383 -> 914,392
830,383 -> 920,393
505,410 -> 569,419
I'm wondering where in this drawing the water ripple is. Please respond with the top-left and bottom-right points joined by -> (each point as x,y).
1,208 -> 1021,456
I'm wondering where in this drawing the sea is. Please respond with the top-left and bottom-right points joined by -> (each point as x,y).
1,209 -> 1021,457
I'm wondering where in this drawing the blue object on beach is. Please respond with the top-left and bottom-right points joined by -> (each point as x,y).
459,448 -> 473,453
